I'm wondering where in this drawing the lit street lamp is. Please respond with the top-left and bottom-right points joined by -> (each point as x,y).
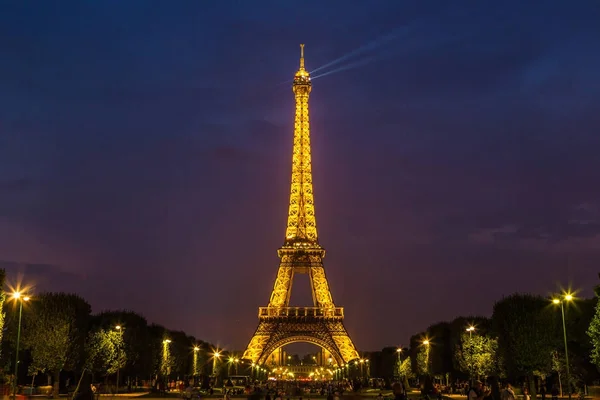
423,339 -> 430,375
396,348 -> 403,380
11,291 -> 30,400
212,350 -> 221,386
553,294 -> 574,400
162,339 -> 172,381
115,325 -> 123,395
193,346 -> 200,376
466,326 -> 475,385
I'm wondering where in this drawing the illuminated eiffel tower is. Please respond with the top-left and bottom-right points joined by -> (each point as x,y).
243,45 -> 359,366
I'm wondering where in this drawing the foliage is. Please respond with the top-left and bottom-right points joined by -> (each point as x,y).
449,316 -> 492,376
85,328 -> 126,376
22,293 -> 91,397
416,345 -> 430,376
167,330 -> 194,377
0,269 -> 5,362
161,340 -> 174,377
587,292 -> 600,370
426,322 -> 454,377
492,294 -> 559,380
92,310 -> 154,379
399,356 -> 414,379
455,332 -> 498,379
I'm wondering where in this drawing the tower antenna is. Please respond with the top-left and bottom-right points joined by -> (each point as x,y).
300,43 -> 305,69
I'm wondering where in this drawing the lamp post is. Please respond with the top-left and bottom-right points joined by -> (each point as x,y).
553,294 -> 574,400
193,347 -> 200,376
359,359 -> 364,379
115,325 -> 123,395
423,340 -> 430,376
396,348 -> 403,380
11,292 -> 30,400
466,326 -> 475,385
162,339 -> 172,387
212,351 -> 221,386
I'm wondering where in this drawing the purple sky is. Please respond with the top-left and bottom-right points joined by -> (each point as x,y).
1,1 -> 600,352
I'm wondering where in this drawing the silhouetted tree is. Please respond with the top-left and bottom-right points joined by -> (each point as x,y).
492,294 -> 559,397
22,292 -> 91,398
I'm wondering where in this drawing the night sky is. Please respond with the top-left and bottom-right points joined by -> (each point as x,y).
1,1 -> 600,352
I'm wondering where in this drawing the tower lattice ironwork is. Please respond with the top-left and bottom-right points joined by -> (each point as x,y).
243,45 -> 359,366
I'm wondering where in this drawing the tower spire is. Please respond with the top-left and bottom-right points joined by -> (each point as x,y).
286,44 -> 316,245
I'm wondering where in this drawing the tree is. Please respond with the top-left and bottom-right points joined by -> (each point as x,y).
492,294 -> 559,397
22,292 -> 91,398
85,328 -> 126,378
416,346 -> 430,376
455,332 -> 499,379
427,322 -> 454,378
399,357 -> 413,389
0,269 -> 6,362
587,287 -> 600,370
167,330 -> 193,377
449,316 -> 492,378
92,310 -> 153,380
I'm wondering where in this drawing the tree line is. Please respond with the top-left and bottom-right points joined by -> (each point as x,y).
0,270 -> 231,398
370,289 -> 600,397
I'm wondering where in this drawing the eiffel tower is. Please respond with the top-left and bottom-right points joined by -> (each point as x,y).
243,45 -> 359,366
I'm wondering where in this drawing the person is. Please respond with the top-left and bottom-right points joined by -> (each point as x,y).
522,388 -> 530,400
501,383 -> 515,400
469,381 -> 490,400
184,385 -> 193,400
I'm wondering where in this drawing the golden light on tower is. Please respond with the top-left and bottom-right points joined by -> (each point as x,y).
286,43 -> 315,243
242,44 -> 359,365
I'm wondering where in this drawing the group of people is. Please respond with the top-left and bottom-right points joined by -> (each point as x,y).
466,380 -> 563,400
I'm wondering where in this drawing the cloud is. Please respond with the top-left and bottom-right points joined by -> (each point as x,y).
0,259 -> 85,293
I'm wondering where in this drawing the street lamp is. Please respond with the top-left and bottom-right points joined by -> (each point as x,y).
115,325 -> 123,395
11,291 -> 30,400
193,346 -> 200,376
466,326 -> 475,385
396,348 -> 403,380
423,340 -> 431,376
553,294 -> 574,400
212,350 -> 221,386
162,339 -> 172,383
